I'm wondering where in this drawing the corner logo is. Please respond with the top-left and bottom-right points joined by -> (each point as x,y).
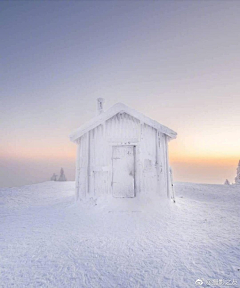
195,279 -> 203,286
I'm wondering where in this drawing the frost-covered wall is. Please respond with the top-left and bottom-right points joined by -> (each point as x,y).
89,124 -> 108,198
106,113 -> 140,142
75,133 -> 88,200
140,124 -> 158,196
75,112 -> 170,200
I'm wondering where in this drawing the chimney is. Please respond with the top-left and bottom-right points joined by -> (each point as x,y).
97,98 -> 105,115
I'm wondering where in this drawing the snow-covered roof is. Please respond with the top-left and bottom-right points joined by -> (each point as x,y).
70,103 -> 177,142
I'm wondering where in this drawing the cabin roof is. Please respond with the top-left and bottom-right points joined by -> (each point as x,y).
70,103 -> 177,142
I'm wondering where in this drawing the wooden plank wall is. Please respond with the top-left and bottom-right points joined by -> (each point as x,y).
76,112 -> 168,199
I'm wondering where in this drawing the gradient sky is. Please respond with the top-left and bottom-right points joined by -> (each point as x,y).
1,1 -> 240,187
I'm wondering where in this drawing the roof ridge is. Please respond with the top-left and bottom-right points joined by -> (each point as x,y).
70,102 -> 177,142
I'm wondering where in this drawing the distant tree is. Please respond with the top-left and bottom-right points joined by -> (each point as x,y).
58,168 -> 67,181
224,179 -> 230,185
235,160 -> 240,185
50,173 -> 57,181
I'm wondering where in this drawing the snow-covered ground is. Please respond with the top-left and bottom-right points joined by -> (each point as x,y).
0,182 -> 239,288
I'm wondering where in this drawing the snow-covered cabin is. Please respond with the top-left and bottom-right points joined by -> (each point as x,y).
70,99 -> 177,201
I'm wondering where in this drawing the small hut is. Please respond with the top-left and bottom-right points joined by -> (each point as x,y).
70,99 -> 177,201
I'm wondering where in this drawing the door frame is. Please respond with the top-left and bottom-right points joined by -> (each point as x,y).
111,144 -> 136,198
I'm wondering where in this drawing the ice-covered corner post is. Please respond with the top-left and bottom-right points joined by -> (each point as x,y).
169,167 -> 176,203
96,98 -> 105,115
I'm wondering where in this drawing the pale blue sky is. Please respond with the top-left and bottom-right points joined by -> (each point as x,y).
1,1 -> 240,187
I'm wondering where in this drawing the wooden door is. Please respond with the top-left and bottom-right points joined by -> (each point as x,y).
112,146 -> 135,198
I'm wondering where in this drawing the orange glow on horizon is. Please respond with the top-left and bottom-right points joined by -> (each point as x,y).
2,144 -> 238,166
170,154 -> 238,166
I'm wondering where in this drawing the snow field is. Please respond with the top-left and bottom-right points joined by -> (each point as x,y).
0,181 -> 239,287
